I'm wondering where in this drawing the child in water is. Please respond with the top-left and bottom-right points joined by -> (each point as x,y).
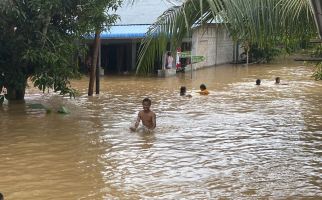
130,98 -> 156,133
197,84 -> 209,95
180,86 -> 192,97
256,79 -> 261,85
275,77 -> 280,84
275,77 -> 288,85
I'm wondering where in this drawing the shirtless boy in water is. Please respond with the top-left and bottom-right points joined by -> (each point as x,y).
197,84 -> 209,95
130,98 -> 156,132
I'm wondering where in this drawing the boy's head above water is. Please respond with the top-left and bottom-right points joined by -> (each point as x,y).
142,98 -> 152,111
180,86 -> 187,96
200,84 -> 207,90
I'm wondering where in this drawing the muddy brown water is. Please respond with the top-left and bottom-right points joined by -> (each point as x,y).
0,60 -> 322,199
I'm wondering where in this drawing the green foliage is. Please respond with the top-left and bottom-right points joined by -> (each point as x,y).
136,0 -> 317,74
0,0 -> 122,100
311,44 -> 322,58
309,44 -> 322,81
312,62 -> 322,80
247,44 -> 281,63
57,106 -> 70,114
136,1 -> 216,74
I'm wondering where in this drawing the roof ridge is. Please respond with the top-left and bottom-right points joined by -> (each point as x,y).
112,24 -> 151,26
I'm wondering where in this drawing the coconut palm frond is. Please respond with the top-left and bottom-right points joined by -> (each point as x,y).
279,0 -> 312,20
136,0 -> 211,74
278,0 -> 315,39
135,6 -> 181,74
136,0 -> 317,74
216,0 -> 314,47
224,0 -> 278,46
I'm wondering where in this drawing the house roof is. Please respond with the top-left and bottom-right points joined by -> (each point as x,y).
100,0 -> 178,39
100,24 -> 150,39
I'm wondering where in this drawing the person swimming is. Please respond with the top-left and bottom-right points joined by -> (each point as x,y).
180,86 -> 187,96
275,77 -> 289,85
197,84 -> 209,95
256,79 -> 261,85
180,86 -> 192,97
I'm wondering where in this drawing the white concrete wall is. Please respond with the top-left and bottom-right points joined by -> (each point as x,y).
192,24 -> 234,69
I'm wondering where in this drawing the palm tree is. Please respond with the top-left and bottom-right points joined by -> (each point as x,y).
136,0 -> 316,74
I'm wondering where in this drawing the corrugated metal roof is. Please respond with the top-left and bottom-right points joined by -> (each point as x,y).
101,25 -> 150,39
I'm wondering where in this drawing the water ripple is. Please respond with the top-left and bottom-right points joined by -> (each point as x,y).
0,64 -> 322,199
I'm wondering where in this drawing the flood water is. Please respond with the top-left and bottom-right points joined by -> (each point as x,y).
0,60 -> 322,199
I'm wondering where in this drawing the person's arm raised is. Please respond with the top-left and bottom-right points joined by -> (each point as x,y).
130,112 -> 141,131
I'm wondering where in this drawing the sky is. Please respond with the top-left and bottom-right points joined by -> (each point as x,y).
115,0 -> 183,25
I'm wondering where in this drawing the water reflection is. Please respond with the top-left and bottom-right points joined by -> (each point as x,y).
0,62 -> 322,199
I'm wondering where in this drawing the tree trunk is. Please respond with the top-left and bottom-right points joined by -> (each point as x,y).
95,64 -> 100,95
88,31 -> 100,96
95,36 -> 101,95
6,88 -> 26,101
5,78 -> 27,102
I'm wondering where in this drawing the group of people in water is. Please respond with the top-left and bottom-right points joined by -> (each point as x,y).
180,83 -> 209,97
130,83 -> 209,133
256,77 -> 286,85
131,77 -> 286,133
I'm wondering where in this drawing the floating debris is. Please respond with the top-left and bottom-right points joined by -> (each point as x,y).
57,106 -> 70,114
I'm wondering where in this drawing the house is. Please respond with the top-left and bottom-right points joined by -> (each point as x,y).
89,0 -> 174,74
89,0 -> 236,75
192,23 -> 236,70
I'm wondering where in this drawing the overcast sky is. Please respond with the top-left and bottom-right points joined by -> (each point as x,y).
115,0 -> 183,25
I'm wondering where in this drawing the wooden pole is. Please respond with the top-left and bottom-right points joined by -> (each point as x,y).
88,31 -> 100,96
95,40 -> 101,95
